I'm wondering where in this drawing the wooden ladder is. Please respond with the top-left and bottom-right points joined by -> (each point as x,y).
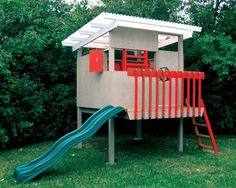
192,99 -> 218,154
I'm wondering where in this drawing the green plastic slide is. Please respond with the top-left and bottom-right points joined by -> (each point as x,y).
14,105 -> 124,183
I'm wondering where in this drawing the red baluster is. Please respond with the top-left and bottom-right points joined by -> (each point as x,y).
155,70 -> 159,118
134,68 -> 138,119
149,69 -> 152,118
142,69 -> 145,119
162,70 -> 166,118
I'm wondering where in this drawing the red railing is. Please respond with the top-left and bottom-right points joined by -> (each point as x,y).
127,68 -> 205,119
122,49 -> 148,71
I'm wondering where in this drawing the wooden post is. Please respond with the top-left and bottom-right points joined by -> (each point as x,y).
178,35 -> 184,152
76,107 -> 82,149
154,33 -> 159,69
133,120 -> 143,140
178,35 -> 184,71
178,118 -> 184,152
108,118 -> 115,164
77,49 -> 83,149
108,32 -> 115,71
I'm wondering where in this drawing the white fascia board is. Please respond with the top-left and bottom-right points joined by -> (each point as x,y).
103,12 -> 202,32
92,39 -> 109,44
61,40 -> 79,46
89,22 -> 107,28
158,32 -> 193,48
84,43 -> 109,49
70,36 -> 109,44
72,21 -> 117,51
79,30 -> 96,35
70,36 -> 87,41
117,21 -> 189,36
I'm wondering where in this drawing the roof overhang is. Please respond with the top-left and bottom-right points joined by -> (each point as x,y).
62,12 -> 201,51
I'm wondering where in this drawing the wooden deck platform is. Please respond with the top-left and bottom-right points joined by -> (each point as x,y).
126,105 -> 204,120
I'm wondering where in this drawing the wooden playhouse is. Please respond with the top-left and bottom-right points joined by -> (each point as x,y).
62,12 -> 218,163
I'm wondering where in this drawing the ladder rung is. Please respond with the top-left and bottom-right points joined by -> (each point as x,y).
196,133 -> 210,139
202,149 -> 215,153
193,122 -> 207,127
199,143 -> 213,149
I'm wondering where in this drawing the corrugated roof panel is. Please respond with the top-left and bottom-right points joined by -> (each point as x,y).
61,12 -> 201,51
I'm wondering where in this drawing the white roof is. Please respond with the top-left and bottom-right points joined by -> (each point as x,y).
62,12 -> 201,51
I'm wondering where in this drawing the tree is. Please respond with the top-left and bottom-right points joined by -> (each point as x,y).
0,0 -> 84,148
184,0 -> 236,132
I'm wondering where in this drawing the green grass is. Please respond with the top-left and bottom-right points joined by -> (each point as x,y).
0,135 -> 236,187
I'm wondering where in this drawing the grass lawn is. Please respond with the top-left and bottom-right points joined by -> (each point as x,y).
0,134 -> 236,187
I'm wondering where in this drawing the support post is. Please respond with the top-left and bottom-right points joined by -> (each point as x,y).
178,35 -> 184,71
76,49 -> 83,149
108,32 -> 115,71
133,120 -> 143,140
76,108 -> 83,149
108,118 -> 115,164
178,118 -> 183,152
178,35 -> 184,152
154,33 -> 159,69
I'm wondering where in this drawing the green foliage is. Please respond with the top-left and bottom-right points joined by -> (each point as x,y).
184,0 -> 236,131
0,0 -> 79,149
100,0 -> 181,21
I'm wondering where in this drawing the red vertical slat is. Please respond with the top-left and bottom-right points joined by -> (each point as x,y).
187,72 -> 190,117
181,72 -> 184,117
155,70 -> 159,118
134,69 -> 138,119
198,73 -> 202,116
175,72 -> 179,118
144,51 -> 148,69
122,49 -> 127,71
142,69 -> 145,119
168,71 -> 172,118
162,70 -> 166,118
149,69 -> 152,118
192,72 -> 196,117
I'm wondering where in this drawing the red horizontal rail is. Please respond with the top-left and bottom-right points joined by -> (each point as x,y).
128,68 -> 205,79
127,63 -> 146,67
126,55 -> 146,59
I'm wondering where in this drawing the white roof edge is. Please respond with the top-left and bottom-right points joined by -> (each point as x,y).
61,12 -> 202,50
72,21 -> 117,51
102,12 -> 202,32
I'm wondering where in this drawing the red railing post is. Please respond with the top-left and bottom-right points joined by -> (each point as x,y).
149,69 -> 152,118
162,70 -> 166,118
168,71 -> 172,118
122,49 -> 127,71
142,69 -> 145,119
192,72 -> 196,117
134,68 -> 138,119
144,51 -> 148,69
187,72 -> 191,117
155,70 -> 159,118
181,72 -> 184,117
198,73 -> 202,116
175,72 -> 179,118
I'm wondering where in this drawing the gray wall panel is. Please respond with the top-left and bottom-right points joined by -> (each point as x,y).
111,27 -> 158,51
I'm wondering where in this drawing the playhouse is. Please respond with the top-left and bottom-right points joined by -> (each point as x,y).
14,12 -> 218,183
62,12 -> 218,160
